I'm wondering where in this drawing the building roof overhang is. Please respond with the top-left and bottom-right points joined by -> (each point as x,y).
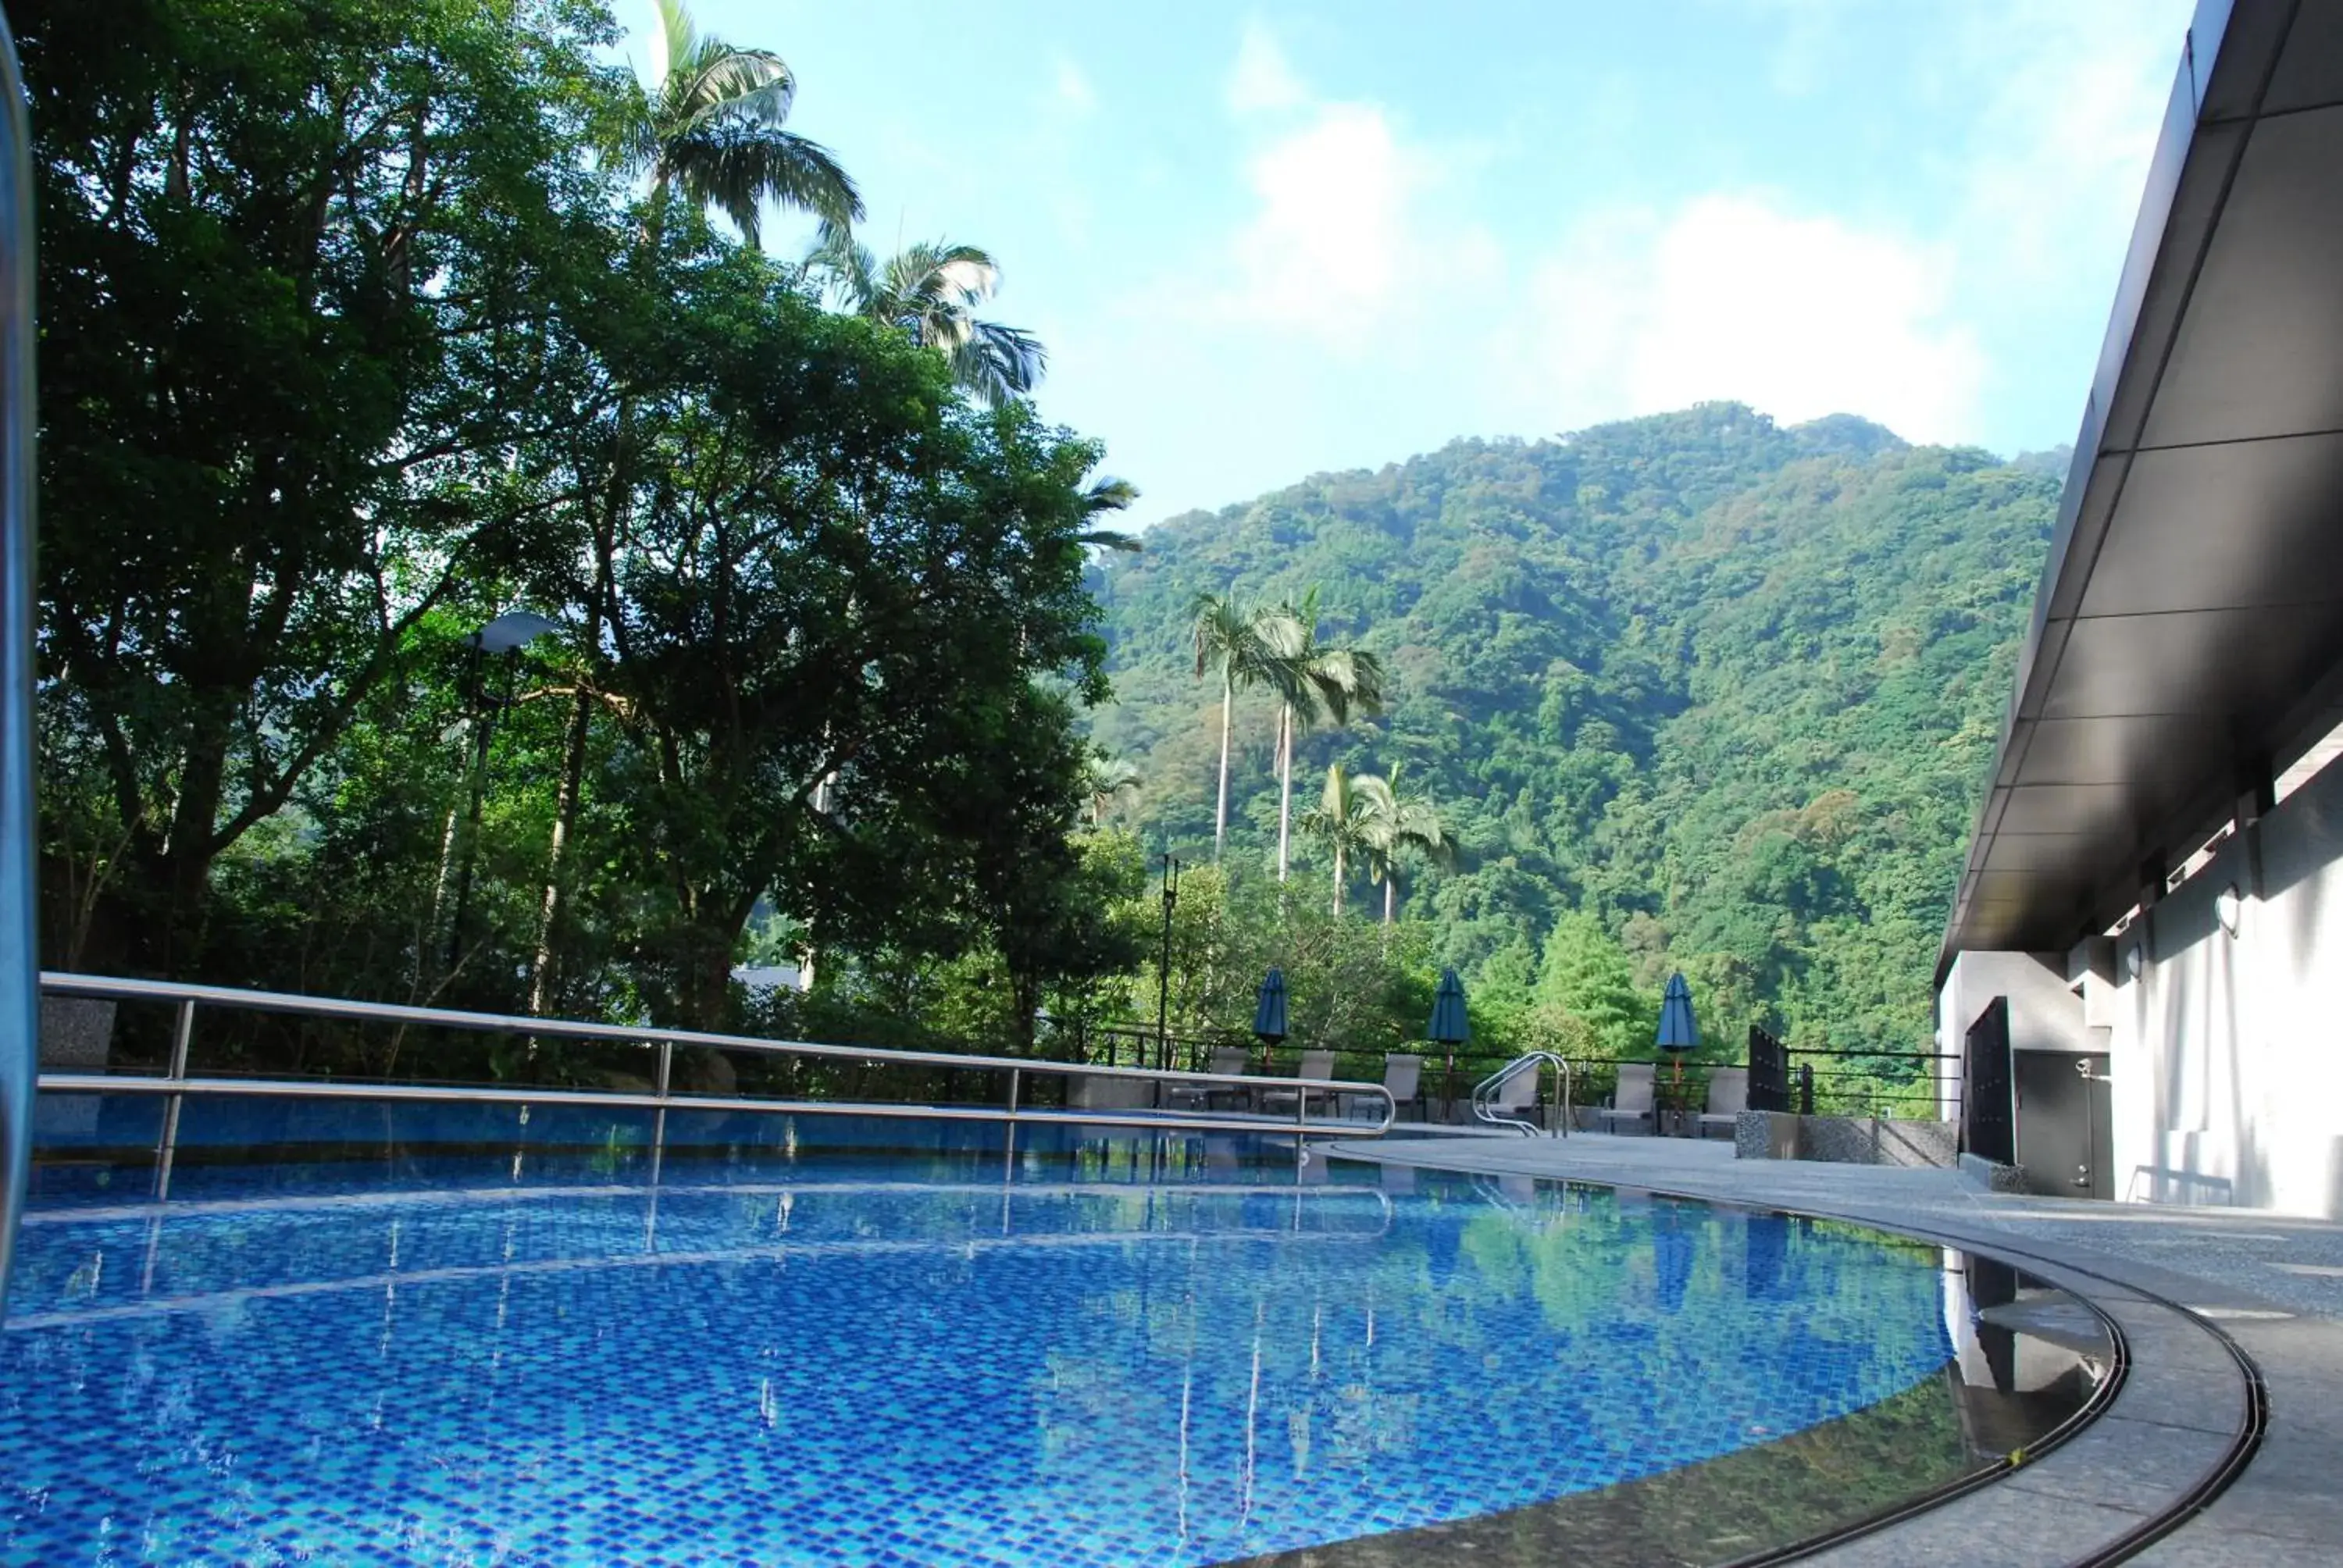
1941,0 -> 2343,975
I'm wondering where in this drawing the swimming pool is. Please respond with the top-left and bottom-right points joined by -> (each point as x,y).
2,1108 -> 2104,1565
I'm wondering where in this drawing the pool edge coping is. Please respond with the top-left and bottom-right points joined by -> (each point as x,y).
1321,1139 -> 2263,1568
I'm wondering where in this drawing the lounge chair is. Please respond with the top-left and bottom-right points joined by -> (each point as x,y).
1166,1046 -> 1254,1113
1343,1053 -> 1422,1122
1259,1049 -> 1336,1118
1697,1067 -> 1749,1139
1593,1062 -> 1657,1135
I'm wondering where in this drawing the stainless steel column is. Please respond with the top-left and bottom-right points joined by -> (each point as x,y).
0,10 -> 37,1317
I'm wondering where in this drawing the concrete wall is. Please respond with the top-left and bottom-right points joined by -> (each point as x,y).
1943,750 -> 2343,1218
2089,753 -> 2343,1217
1935,949 -> 2101,1120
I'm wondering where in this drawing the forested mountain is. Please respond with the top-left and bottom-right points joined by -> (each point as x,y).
1088,404 -> 2059,1054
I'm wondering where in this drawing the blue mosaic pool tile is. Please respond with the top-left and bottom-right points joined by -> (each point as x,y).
2,1147 -> 1957,1566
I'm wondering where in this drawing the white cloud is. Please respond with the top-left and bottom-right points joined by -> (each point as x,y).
1226,19 -> 1307,116
1222,105 -> 1414,339
1948,0 -> 2190,287
1528,194 -> 1986,444
1051,53 -> 1097,117
1194,23 -> 1499,348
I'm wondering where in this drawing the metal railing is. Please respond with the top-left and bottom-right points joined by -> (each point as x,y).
33,973 -> 1397,1197
1471,1052 -> 1574,1137
0,10 -> 37,1318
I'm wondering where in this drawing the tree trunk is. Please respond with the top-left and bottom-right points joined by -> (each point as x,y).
525,685 -> 591,1016
1383,876 -> 1395,925
526,462 -> 618,1017
1332,844 -> 1345,916
144,707 -> 234,973
1275,703 -> 1293,882
1213,667 -> 1233,861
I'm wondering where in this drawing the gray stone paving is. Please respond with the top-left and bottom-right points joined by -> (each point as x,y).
1325,1131 -> 2343,1567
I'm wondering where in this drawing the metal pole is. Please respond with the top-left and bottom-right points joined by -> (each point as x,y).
153,999 -> 195,1200
0,9 -> 37,1320
1155,853 -> 1179,1073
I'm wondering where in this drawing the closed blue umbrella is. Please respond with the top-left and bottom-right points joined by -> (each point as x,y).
1427,968 -> 1471,1125
1428,968 -> 1470,1046
1252,968 -> 1289,1044
1656,971 -> 1699,1128
1657,972 -> 1699,1053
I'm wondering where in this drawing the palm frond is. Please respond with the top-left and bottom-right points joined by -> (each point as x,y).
652,0 -> 696,88
640,1 -> 863,235
672,43 -> 797,131
1192,593 -> 1255,680
667,126 -> 861,241
950,322 -> 1045,407
1081,476 -> 1139,515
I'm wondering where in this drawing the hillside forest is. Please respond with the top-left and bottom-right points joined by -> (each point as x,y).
23,0 -> 2060,1102
1088,410 -> 2063,1085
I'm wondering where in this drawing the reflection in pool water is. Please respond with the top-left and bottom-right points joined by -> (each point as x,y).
2,1109 -> 2088,1566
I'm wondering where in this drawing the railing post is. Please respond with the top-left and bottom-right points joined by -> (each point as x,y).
153,998 -> 195,1201
648,1039 -> 672,1190
0,7 -> 38,1320
1006,1066 -> 1021,1118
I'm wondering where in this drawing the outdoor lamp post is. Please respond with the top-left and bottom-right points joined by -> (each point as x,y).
1154,852 -> 1181,1071
1656,971 -> 1699,1135
444,611 -> 560,975
1427,968 -> 1469,1122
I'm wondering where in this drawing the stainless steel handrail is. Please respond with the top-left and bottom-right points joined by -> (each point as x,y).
0,9 -> 37,1319
32,974 -> 1397,1185
1471,1051 -> 1573,1138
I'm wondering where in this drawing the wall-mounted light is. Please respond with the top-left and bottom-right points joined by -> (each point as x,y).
2216,884 -> 2243,938
2125,943 -> 2145,979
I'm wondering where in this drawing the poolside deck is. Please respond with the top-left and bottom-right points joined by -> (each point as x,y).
1321,1131 -> 2343,1566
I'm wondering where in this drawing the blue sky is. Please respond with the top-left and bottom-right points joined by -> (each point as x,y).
629,1 -> 2196,526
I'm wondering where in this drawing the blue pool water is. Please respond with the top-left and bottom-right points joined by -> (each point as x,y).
2,1110 -> 1963,1566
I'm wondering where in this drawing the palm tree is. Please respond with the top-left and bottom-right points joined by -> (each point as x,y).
811,234 -> 1044,406
1084,755 -> 1141,828
1300,762 -> 1381,915
629,0 -> 862,245
1191,593 -> 1300,861
1361,764 -> 1450,925
1263,590 -> 1385,882
531,0 -> 860,1016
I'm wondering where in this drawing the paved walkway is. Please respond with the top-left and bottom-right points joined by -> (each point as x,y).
1319,1131 -> 2343,1567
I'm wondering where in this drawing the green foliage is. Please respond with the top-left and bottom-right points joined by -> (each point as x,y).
27,0 -> 1130,1049
1093,404 -> 2053,1061
1534,914 -> 1652,1059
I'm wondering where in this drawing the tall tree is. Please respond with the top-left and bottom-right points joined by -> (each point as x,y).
810,234 -> 1043,406
26,0 -> 619,971
1189,594 -> 1296,863
1262,590 -> 1385,882
1361,764 -> 1448,925
628,0 -> 861,244
529,0 -> 864,1013
1300,762 -> 1379,916
594,266 -> 1110,1026
1535,912 -> 1651,1059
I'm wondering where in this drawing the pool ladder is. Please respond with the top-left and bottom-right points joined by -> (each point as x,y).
1471,1052 -> 1573,1137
